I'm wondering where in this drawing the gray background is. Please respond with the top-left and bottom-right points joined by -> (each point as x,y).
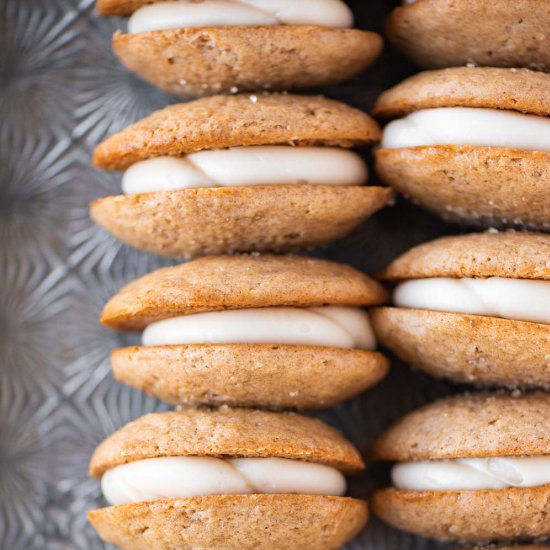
0,0 -> 474,548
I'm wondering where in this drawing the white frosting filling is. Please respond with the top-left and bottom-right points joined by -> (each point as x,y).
102,456 -> 346,505
128,0 -> 354,34
121,147 -> 367,195
392,456 -> 550,491
142,306 -> 377,350
394,277 -> 550,325
381,108 -> 550,151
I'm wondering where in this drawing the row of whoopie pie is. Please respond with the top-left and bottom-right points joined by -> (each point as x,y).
88,1 -> 550,549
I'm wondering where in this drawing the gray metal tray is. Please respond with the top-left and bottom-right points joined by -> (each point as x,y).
0,1 -> 469,548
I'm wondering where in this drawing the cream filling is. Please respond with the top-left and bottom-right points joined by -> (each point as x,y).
121,147 -> 367,195
393,277 -> 550,325
381,107 -> 550,151
128,0 -> 354,34
102,456 -> 347,505
392,456 -> 550,491
142,306 -> 376,350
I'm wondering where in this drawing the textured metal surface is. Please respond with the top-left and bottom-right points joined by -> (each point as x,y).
0,1 -> 468,548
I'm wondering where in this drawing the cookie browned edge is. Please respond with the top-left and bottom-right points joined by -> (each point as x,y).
371,308 -> 550,388
100,252 -> 389,331
90,408 -> 365,477
111,344 -> 390,409
93,93 -> 381,171
372,485 -> 550,542
375,147 -> 550,229
372,67 -> 550,119
112,26 -> 383,99
88,495 -> 368,550
379,231 -> 550,282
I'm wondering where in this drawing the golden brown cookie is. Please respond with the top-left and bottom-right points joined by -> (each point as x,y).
92,94 -> 392,257
380,232 -> 550,282
90,185 -> 394,259
373,67 -> 550,228
101,254 -> 388,330
112,25 -> 382,98
373,67 -> 550,119
111,344 -> 389,409
89,408 -> 368,549
371,392 -> 550,542
371,308 -> 550,389
385,0 -> 550,70
89,494 -> 368,550
101,254 -> 389,409
94,94 -> 381,171
90,407 -> 364,476
373,232 -> 550,388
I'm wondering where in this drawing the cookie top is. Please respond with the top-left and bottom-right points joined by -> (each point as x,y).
373,67 -> 550,119
97,0 -> 153,16
101,254 -> 388,330
93,94 -> 381,171
380,232 -> 550,282
372,392 -> 550,462
90,407 -> 365,477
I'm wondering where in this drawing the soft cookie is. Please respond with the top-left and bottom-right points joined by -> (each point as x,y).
92,93 -> 392,258
371,231 -> 550,388
386,0 -> 550,70
371,392 -> 550,542
88,407 -> 368,550
96,0 -> 383,97
373,67 -> 550,228
101,254 -> 389,409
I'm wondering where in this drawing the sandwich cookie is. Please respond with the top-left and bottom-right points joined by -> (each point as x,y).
101,254 -> 389,409
371,392 -> 550,542
92,93 -> 392,258
386,0 -> 550,70
373,67 -> 550,228
88,407 -> 368,549
371,231 -> 550,388
96,0 -> 383,98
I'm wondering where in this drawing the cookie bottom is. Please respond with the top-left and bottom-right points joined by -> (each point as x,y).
375,146 -> 550,229
112,344 -> 389,409
113,25 -> 382,97
90,185 -> 393,258
372,485 -> 550,542
371,308 -> 550,388
89,494 -> 368,550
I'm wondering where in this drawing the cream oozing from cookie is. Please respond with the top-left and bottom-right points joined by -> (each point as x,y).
121,147 -> 367,195
102,456 -> 346,505
393,277 -> 550,324
392,456 -> 550,491
128,0 -> 354,34
142,306 -> 376,349
381,108 -> 550,151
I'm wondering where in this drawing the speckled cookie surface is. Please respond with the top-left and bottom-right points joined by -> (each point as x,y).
101,253 -> 388,330
89,495 -> 368,550
112,344 -> 389,409
371,308 -> 550,388
373,67 -> 550,119
386,0 -> 550,71
113,26 -> 383,98
380,231 -> 550,281
372,485 -> 550,542
375,147 -> 550,229
90,408 -> 365,477
372,392 -> 550,462
93,94 -> 381,171
90,185 -> 394,259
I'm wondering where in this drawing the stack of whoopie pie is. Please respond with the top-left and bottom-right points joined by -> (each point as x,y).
364,2 -> 550,546
89,1 -> 391,548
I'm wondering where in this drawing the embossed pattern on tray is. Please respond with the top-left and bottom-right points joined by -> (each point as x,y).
0,1 -> 467,548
